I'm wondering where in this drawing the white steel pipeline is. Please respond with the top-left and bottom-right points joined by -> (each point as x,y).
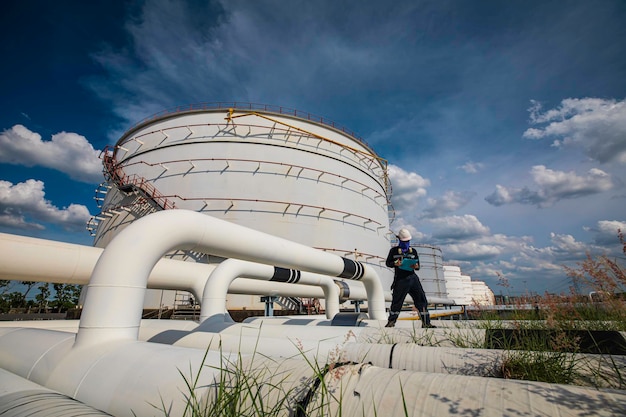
8,317 -> 622,390
0,368 -> 113,416
5,327 -> 625,417
0,327 -> 240,417
340,342 -> 626,389
210,356 -> 626,417
0,232 -> 370,308
76,209 -> 386,347
201,258 -> 340,320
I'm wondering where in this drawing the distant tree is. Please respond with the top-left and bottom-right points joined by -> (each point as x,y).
0,280 -> 11,296
36,283 -> 51,313
21,281 -> 37,300
1,291 -> 26,312
52,284 -> 81,312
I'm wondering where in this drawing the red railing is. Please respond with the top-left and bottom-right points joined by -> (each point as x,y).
100,146 -> 175,211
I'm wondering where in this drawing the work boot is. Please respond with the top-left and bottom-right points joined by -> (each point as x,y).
385,320 -> 396,328
420,310 -> 435,328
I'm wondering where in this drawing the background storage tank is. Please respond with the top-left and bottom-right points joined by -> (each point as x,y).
443,265 -> 465,305
412,244 -> 448,303
460,274 -> 474,305
471,280 -> 496,305
89,103 -> 394,311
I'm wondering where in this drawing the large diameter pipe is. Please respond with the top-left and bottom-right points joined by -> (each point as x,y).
0,327 -> 236,417
340,343 -> 626,388
77,210 -> 386,347
0,368 -> 112,416
0,232 -> 210,300
201,259 -> 340,320
0,233 -> 101,285
0,232 -> 362,305
317,363 -> 626,417
213,356 -> 626,417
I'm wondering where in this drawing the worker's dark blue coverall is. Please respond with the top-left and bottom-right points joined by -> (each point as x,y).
385,246 -> 432,327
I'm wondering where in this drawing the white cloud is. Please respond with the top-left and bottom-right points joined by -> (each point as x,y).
546,232 -> 590,260
443,241 -> 502,261
485,165 -> 612,207
0,125 -> 102,183
458,161 -> 485,174
428,214 -> 491,241
523,98 -> 626,164
387,164 -> 430,217
584,220 -> 626,246
389,216 -> 426,243
0,179 -> 92,231
421,190 -> 474,219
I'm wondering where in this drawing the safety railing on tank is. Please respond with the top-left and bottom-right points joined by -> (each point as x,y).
158,195 -> 387,232
109,158 -> 389,203
121,120 -> 393,223
126,102 -> 366,145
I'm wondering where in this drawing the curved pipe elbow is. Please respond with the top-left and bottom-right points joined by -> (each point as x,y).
200,259 -> 341,322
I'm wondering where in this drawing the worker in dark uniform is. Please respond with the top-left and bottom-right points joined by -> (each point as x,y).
385,228 -> 435,328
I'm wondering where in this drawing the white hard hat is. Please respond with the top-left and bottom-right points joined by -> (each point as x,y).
397,228 -> 412,241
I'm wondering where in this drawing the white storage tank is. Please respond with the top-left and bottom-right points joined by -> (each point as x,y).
460,274 -> 473,305
89,103 -> 394,310
443,265 -> 464,305
471,281 -> 495,306
412,244 -> 448,303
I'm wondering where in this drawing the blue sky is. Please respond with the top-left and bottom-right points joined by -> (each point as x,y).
1,0 -> 625,296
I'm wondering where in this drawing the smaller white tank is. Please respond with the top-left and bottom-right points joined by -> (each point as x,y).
443,265 -> 464,305
460,274 -> 474,305
471,281 -> 495,305
412,244 -> 448,302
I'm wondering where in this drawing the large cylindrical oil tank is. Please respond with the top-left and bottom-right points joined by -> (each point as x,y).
90,103 -> 394,310
412,244 -> 448,302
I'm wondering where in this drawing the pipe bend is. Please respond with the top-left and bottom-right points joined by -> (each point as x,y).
76,210 -> 386,347
201,259 -> 342,322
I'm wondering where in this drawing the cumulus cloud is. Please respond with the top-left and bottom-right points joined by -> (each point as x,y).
442,241 -> 502,261
546,233 -> 591,260
428,214 -> 491,241
485,165 -> 612,207
584,220 -> 626,246
523,98 -> 626,164
421,190 -> 475,219
387,164 -> 430,217
0,125 -> 102,183
0,179 -> 92,231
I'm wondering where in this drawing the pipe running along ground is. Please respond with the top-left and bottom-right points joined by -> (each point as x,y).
76,209 -> 386,347
0,232 -> 369,317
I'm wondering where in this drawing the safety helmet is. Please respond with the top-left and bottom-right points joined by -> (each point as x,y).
397,228 -> 412,241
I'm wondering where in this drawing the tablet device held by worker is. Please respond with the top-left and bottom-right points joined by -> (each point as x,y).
398,257 -> 418,271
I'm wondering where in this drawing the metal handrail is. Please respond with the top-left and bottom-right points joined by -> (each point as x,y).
100,146 -> 175,210
110,158 -> 388,201
126,102 -> 365,144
